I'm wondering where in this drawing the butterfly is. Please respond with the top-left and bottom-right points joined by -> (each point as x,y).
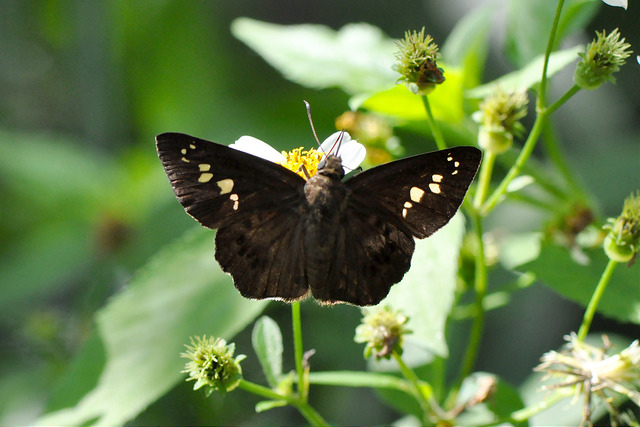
156,132 -> 481,306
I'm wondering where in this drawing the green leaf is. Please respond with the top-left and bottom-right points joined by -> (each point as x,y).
455,372 -> 527,427
466,45 -> 583,99
382,213 -> 466,359
251,316 -> 283,388
522,243 -> 640,324
359,68 -> 466,123
35,228 -> 267,425
231,18 -> 397,96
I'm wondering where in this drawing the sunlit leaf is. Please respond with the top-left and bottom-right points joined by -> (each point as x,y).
252,316 -> 283,388
231,18 -> 397,96
382,213 -> 465,359
35,229 -> 267,425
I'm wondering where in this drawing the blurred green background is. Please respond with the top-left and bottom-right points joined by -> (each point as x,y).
1,0 -> 639,424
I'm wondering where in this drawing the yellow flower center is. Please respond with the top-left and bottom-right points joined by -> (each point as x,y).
278,147 -> 323,180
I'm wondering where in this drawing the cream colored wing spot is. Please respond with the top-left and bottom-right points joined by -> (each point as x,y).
229,193 -> 239,210
198,163 -> 211,172
410,186 -> 426,203
189,144 -> 196,150
447,155 -> 453,162
181,157 -> 190,163
454,161 -> 460,168
181,148 -> 187,155
432,174 -> 443,183
198,173 -> 214,183
402,201 -> 413,218
429,183 -> 441,194
216,178 -> 234,195
451,170 -> 458,175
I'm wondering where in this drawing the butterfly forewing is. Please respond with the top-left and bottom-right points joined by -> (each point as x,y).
156,132 -> 306,229
346,146 -> 482,239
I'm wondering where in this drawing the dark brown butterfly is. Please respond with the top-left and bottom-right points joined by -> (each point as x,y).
156,132 -> 481,306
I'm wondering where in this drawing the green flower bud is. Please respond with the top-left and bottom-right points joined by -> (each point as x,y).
473,88 -> 528,154
354,306 -> 411,359
603,191 -> 640,263
181,336 -> 246,395
575,28 -> 632,90
393,28 -> 445,95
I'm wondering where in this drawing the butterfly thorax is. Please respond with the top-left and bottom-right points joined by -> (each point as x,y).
303,155 -> 347,211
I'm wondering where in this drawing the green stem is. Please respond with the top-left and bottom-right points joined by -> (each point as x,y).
577,259 -> 619,341
473,149 -> 497,209
392,351 -> 440,423
422,95 -> 447,150
480,113 -> 547,216
291,301 -> 307,400
238,380 -> 329,426
508,388 -> 575,424
450,211 -> 488,403
537,0 -> 565,110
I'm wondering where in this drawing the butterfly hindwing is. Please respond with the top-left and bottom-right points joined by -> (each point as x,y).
310,211 -> 415,305
156,132 -> 309,301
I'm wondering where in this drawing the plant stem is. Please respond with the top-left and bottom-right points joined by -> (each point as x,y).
473,149 -> 497,209
422,95 -> 447,150
450,212 -> 488,403
291,301 -> 307,400
238,380 -> 329,426
392,350 -> 440,422
537,0 -> 565,110
577,259 -> 619,341
508,388 -> 575,424
481,113 -> 546,216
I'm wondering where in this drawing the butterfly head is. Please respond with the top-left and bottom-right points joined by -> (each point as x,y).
316,154 -> 344,180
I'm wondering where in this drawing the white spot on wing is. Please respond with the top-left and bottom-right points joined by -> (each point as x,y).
432,174 -> 443,182
181,148 -> 187,155
199,163 -> 211,171
410,187 -> 426,203
181,157 -> 190,163
229,193 -> 239,210
189,144 -> 196,149
216,178 -> 234,195
402,208 -> 408,218
429,183 -> 441,194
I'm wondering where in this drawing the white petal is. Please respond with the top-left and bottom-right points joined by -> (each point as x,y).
319,131 -> 366,171
601,0 -> 627,9
229,136 -> 285,163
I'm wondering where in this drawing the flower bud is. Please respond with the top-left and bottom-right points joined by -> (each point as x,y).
603,191 -> 640,263
474,88 -> 528,154
181,336 -> 246,395
354,306 -> 410,359
574,28 -> 632,90
393,28 -> 445,95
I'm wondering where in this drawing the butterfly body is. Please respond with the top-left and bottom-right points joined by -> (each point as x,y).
156,132 -> 481,306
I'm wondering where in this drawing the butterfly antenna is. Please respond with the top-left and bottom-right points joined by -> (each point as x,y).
304,100 -> 322,149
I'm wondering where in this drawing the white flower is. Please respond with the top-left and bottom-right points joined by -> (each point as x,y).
602,0 -> 628,9
230,131 -> 366,175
